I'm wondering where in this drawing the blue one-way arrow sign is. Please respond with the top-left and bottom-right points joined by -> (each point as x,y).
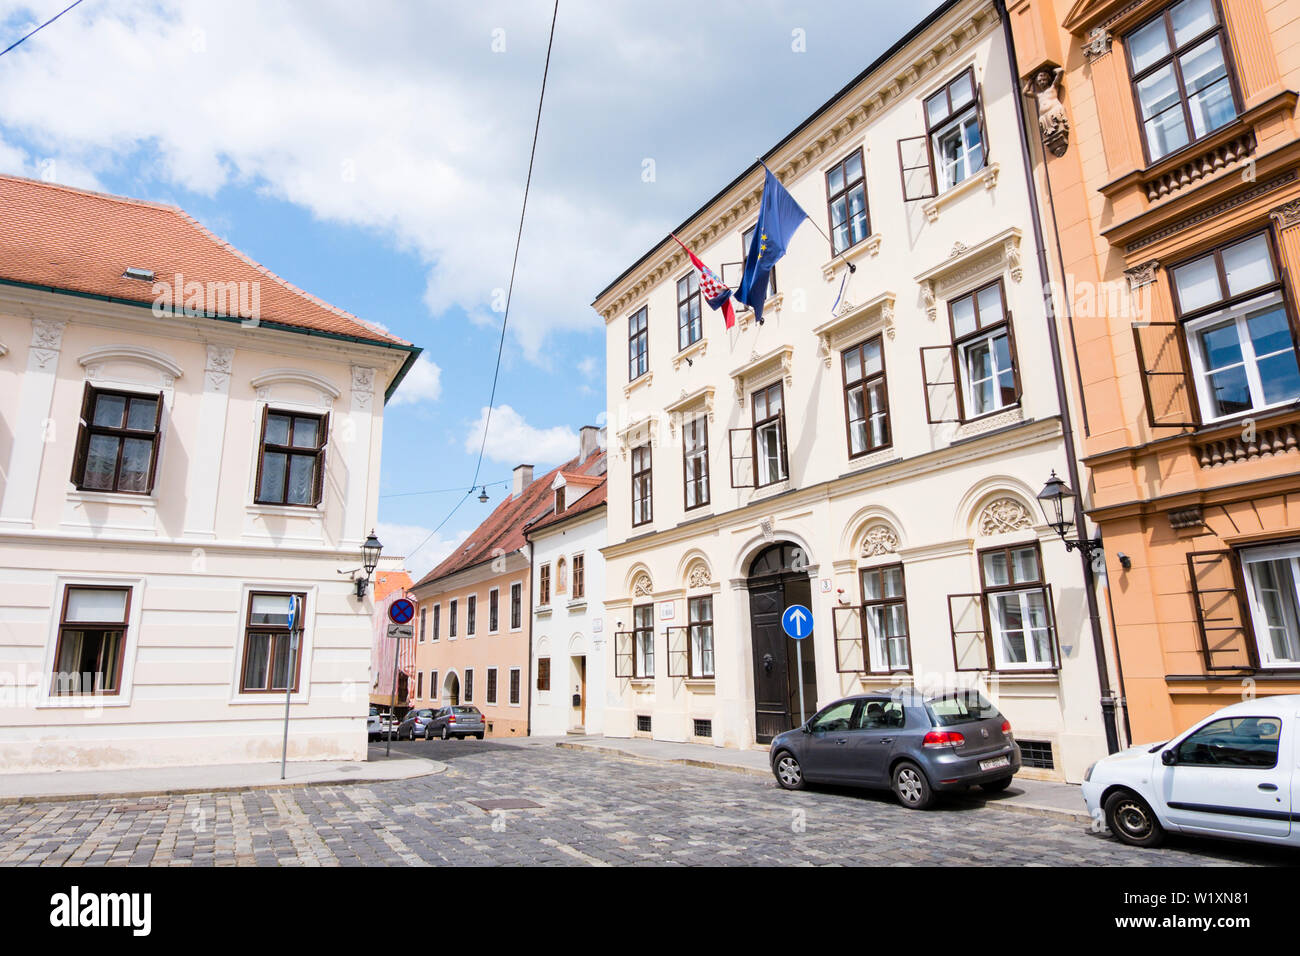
781,604 -> 813,640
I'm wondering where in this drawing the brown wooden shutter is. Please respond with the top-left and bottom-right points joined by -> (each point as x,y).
1042,584 -> 1062,670
729,427 -> 754,487
1004,312 -> 1023,405
921,346 -> 960,423
1278,266 -> 1300,349
832,605 -> 865,674
948,593 -> 990,671
614,631 -> 635,678
666,626 -> 689,678
777,410 -> 790,480
1187,550 -> 1257,671
1132,321 -> 1197,428
69,382 -> 96,487
897,135 -> 936,201
976,86 -> 991,166
312,411 -> 330,506
145,392 -> 165,493
253,404 -> 270,503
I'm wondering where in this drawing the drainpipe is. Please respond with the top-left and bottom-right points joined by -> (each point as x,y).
995,0 -> 1121,754
525,540 -> 535,739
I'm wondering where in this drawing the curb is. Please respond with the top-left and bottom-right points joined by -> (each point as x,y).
558,741 -> 1090,823
0,759 -> 447,807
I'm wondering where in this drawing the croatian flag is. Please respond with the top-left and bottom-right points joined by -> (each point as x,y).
671,234 -> 736,330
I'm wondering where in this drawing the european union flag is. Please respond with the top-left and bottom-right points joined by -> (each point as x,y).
736,164 -> 808,324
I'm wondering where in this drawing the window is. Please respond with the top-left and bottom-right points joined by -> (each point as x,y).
432,603 -> 441,641
1173,233 -> 1300,423
826,149 -> 870,254
554,487 -> 565,514
1241,543 -> 1300,668
810,700 -> 857,733
572,554 -> 585,600
752,382 -> 788,487
688,595 -> 714,678
925,68 -> 986,192
539,564 -> 551,605
1018,739 -> 1055,770
677,271 -> 702,350
239,592 -> 306,693
843,337 -> 890,456
633,603 -> 655,679
255,410 -> 326,506
683,416 -> 710,510
537,657 -> 551,691
71,386 -> 162,494
466,595 -> 477,636
979,545 -> 1057,671
556,556 -> 568,595
1126,0 -> 1239,163
449,599 -> 458,638
950,279 -> 1020,419
486,667 -> 498,705
416,671 -> 424,699
464,667 -> 474,703
509,668 -> 521,705
860,564 -> 910,672
628,306 -> 649,381
636,714 -> 652,733
510,582 -> 522,629
51,585 -> 131,695
419,606 -> 427,644
742,225 -> 776,296
693,719 -> 713,738
430,670 -> 438,700
631,444 -> 653,526
1175,716 -> 1280,768
489,588 -> 499,633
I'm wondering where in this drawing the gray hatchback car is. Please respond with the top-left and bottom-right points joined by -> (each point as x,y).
770,689 -> 1020,809
425,705 -> 486,740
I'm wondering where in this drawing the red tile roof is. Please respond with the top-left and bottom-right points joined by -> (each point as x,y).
414,449 -> 607,589
525,477 -> 607,537
0,174 -> 406,346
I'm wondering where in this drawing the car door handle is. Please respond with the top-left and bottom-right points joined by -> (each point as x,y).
835,738 -> 847,745
1258,783 -> 1279,791
879,738 -> 894,745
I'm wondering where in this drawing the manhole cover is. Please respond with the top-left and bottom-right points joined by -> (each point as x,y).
469,798 -> 543,811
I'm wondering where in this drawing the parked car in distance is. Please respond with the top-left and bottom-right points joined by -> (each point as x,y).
425,705 -> 486,740
1082,695 -> 1300,850
396,708 -> 436,741
368,705 -> 388,741
769,689 -> 1020,809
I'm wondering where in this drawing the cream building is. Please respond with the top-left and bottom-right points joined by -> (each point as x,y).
0,175 -> 419,772
593,0 -> 1120,782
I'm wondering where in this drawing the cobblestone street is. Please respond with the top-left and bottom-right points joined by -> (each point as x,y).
0,740 -> 1289,866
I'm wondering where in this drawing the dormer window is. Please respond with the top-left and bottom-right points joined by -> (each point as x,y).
555,487 -> 565,514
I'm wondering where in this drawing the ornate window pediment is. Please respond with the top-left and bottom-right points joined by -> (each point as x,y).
812,292 -> 896,367
250,368 -> 341,409
913,227 -> 1023,321
730,345 -> 793,409
686,560 -> 713,590
631,572 -> 654,597
665,386 -> 715,437
79,345 -> 183,390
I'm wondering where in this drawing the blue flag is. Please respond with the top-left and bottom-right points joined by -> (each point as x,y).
737,164 -> 808,324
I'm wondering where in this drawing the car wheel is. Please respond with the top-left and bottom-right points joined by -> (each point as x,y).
1104,789 -> 1165,848
441,726 -> 449,740
892,761 -> 935,810
980,776 -> 1014,793
773,751 -> 805,791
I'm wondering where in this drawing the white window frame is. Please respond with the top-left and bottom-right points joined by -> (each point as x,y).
1185,291 -> 1297,423
987,588 -> 1055,671
1241,543 -> 1300,669
959,328 -> 1016,418
933,110 -> 983,192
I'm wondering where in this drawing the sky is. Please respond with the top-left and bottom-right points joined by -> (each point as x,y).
0,0 -> 945,579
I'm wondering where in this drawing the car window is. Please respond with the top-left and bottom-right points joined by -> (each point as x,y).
810,701 -> 857,733
453,706 -> 479,715
925,691 -> 997,726
1176,716 -> 1281,769
857,700 -> 906,729
417,709 -> 433,718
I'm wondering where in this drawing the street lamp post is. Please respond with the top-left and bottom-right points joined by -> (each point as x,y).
1037,470 -> 1120,754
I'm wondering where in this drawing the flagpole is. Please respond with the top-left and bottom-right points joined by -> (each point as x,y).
757,158 -> 856,274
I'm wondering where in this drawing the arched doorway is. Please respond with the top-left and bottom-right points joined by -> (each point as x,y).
747,542 -> 818,743
442,671 -> 460,707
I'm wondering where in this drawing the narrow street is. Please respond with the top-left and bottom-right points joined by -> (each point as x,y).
0,741 -> 1288,867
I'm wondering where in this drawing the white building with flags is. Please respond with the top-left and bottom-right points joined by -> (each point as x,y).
592,0 -> 1121,782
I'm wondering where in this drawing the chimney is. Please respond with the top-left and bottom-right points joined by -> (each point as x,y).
512,464 -> 534,498
579,425 -> 603,462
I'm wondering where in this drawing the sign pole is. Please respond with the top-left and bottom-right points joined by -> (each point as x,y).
386,635 -> 399,758
781,603 -> 813,727
795,640 -> 806,726
383,597 -> 416,758
280,595 -> 301,781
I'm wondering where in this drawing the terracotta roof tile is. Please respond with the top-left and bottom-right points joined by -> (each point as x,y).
413,450 -> 606,589
0,173 -> 406,346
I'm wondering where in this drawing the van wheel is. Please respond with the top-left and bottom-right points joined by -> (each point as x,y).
773,752 -> 805,790
1104,789 -> 1164,847
892,761 -> 935,809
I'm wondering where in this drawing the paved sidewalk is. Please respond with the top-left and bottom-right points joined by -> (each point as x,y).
0,754 -> 445,805
555,735 -> 1090,823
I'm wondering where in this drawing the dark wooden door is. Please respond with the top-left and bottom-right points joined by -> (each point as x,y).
750,581 -> 792,743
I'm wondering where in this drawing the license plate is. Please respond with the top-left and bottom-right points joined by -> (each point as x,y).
980,756 -> 1010,772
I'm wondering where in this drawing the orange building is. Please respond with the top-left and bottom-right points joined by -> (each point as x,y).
408,429 -> 606,737
1008,0 -> 1300,741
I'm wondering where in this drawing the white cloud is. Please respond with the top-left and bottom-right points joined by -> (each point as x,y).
387,354 -> 442,406
464,404 -> 576,466
374,521 -> 469,584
